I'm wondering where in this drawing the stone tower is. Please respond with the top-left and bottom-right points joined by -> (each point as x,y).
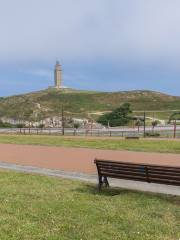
54,61 -> 62,88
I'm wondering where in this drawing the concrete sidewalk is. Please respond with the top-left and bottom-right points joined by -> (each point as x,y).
0,161 -> 179,196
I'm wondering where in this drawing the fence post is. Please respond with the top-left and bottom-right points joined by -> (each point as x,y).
174,120 -> 177,138
143,112 -> 146,138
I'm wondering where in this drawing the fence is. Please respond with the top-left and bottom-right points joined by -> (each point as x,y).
1,126 -> 180,138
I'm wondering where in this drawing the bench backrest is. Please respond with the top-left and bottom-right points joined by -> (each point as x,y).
94,159 -> 180,186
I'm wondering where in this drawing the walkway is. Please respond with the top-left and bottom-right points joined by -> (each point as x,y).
0,143 -> 179,195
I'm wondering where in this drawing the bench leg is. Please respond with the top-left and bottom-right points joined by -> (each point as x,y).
98,175 -> 103,191
103,176 -> 109,188
98,176 -> 109,191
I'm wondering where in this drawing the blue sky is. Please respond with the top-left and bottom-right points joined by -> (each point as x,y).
1,0 -> 180,96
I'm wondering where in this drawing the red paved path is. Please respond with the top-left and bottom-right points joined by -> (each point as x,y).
0,144 -> 180,174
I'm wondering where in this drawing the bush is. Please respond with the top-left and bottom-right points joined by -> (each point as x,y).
74,123 -> 80,129
145,132 -> 160,137
16,123 -> 25,128
97,103 -> 132,127
0,120 -> 14,128
39,124 -> 45,129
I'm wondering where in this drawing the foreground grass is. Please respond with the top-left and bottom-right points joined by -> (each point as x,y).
1,134 -> 180,153
0,170 -> 179,240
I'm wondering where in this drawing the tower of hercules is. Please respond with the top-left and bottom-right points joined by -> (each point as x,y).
54,61 -> 62,88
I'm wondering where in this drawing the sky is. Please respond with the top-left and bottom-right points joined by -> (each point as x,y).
1,0 -> 180,96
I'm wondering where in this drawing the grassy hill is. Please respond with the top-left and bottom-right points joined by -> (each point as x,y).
0,88 -> 180,120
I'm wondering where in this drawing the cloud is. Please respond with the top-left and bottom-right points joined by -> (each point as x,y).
18,68 -> 52,78
1,0 -> 180,96
0,0 -> 180,67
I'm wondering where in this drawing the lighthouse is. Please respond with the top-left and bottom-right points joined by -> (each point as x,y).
54,61 -> 62,88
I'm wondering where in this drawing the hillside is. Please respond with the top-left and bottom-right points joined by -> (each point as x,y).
0,88 -> 180,121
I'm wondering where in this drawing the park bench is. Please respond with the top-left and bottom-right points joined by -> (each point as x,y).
125,136 -> 139,140
94,159 -> 180,191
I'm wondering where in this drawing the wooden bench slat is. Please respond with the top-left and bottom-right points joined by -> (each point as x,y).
95,159 -> 180,170
99,167 -> 180,181
96,162 -> 180,174
97,167 -> 147,177
147,173 -> 180,181
148,171 -> 180,178
101,172 -> 180,185
98,165 -> 180,177
147,178 -> 180,186
148,168 -> 180,173
97,164 -> 147,172
100,170 -> 147,178
148,167 -> 180,174
100,172 -> 180,185
100,172 -> 148,182
98,165 -> 146,172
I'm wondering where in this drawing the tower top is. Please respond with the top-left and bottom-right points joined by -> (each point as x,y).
55,60 -> 61,66
55,61 -> 61,72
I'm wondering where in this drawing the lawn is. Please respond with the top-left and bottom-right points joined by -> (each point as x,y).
1,134 -> 180,153
0,170 -> 179,240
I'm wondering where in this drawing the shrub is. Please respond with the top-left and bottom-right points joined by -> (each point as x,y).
145,132 -> 160,137
97,103 -> 132,127
0,121 -> 14,128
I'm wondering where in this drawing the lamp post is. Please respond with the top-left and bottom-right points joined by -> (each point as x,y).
61,105 -> 65,136
173,120 -> 177,139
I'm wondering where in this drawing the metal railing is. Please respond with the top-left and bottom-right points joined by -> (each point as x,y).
1,126 -> 180,138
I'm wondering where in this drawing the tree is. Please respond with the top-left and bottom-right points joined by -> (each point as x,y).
151,120 -> 159,131
135,118 -> 143,132
74,123 -> 80,129
16,123 -> 25,133
0,120 -> 13,128
97,103 -> 132,127
169,112 -> 180,138
39,123 -> 45,129
169,112 -> 180,123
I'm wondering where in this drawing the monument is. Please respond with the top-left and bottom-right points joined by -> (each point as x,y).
54,61 -> 62,88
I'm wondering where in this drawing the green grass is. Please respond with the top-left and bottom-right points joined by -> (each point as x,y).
134,110 -> 179,122
0,170 -> 179,240
1,134 -> 180,153
134,111 -> 173,121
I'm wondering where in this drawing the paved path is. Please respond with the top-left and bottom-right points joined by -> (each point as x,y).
0,143 -> 180,174
0,143 -> 180,195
